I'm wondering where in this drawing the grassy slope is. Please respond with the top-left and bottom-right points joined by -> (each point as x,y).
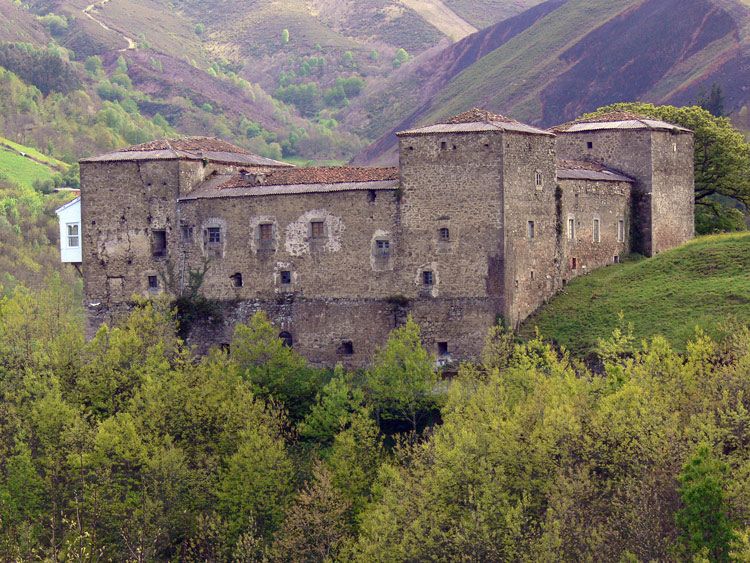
0,140 -> 67,190
521,233 -> 750,354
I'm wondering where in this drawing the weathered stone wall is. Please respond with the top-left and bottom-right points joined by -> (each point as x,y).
559,178 -> 632,281
501,132 -> 559,327
555,128 -> 694,257
177,189 -> 401,300
555,130 -> 654,254
650,131 -> 695,254
397,130 -> 507,356
80,159 -> 182,336
80,124 -> 694,367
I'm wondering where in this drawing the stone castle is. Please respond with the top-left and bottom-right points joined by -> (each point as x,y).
80,109 -> 694,366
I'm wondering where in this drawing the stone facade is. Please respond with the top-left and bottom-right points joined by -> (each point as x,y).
79,111 -> 694,367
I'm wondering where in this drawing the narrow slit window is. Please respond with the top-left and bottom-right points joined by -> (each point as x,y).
152,230 -> 167,257
617,219 -> 625,242
568,217 -> 575,240
571,257 -> 578,270
535,171 -> 543,188
311,221 -> 325,239
527,220 -> 535,240
67,223 -> 80,247
423,270 -> 434,286
593,219 -> 601,243
259,223 -> 273,241
181,226 -> 193,242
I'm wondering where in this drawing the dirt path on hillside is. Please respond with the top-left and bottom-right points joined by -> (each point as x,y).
83,0 -> 137,52
399,0 -> 477,41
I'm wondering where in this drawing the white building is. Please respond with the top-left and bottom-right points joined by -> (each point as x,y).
55,196 -> 82,264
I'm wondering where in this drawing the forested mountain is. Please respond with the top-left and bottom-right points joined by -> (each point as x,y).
0,0 -> 747,167
352,0 -> 750,164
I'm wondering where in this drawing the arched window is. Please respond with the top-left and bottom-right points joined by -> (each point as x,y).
279,331 -> 294,348
535,171 -> 543,188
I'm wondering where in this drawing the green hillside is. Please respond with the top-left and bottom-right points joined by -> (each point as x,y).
0,138 -> 67,190
521,233 -> 750,355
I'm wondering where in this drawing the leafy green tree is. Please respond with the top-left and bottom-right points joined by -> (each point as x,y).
231,312 -> 324,420
194,23 -> 205,36
217,426 -> 294,540
676,444 -> 736,561
392,48 -> 410,68
326,409 -> 383,519
0,440 -> 46,557
298,365 -> 364,446
272,461 -> 352,561
699,83 -> 725,117
365,317 -> 438,431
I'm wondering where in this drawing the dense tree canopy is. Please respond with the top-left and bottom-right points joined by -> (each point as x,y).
1,278 -> 750,559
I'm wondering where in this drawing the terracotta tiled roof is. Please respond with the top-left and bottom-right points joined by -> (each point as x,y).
217,166 -> 400,189
120,137 -> 253,154
446,108 -> 516,124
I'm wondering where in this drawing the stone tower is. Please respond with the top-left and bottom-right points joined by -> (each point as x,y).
554,113 -> 694,256
397,109 -> 558,329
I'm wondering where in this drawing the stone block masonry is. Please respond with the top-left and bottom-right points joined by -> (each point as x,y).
79,111 -> 694,367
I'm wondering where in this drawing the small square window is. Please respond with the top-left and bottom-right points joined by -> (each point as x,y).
148,275 -> 158,289
67,223 -> 80,248
375,239 -> 390,256
231,273 -> 243,288
587,141 -> 593,149
440,141 -> 447,150
423,270 -> 434,286
311,221 -> 325,239
340,341 -> 354,355
280,271 -> 292,285
259,223 -> 273,241
438,342 -> 449,357
207,227 -> 221,244
438,227 -> 450,242
181,226 -> 193,242
527,220 -> 536,240
152,230 -> 167,257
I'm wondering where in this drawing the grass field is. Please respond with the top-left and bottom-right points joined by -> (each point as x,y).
520,233 -> 750,354
0,144 -> 62,190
